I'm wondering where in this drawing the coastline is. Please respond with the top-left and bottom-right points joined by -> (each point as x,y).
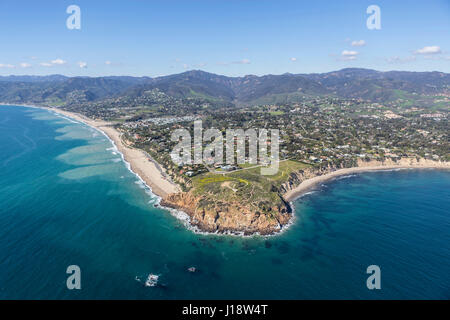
46,107 -> 182,198
1,103 -> 449,237
283,160 -> 450,202
1,103 -> 180,199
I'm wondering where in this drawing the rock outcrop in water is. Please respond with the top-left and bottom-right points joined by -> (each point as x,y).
161,192 -> 291,235
160,163 -> 345,235
161,163 -> 357,235
162,158 -> 450,236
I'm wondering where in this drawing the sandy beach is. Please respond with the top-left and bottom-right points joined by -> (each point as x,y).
2,103 -> 449,212
32,105 -> 180,198
283,159 -> 450,202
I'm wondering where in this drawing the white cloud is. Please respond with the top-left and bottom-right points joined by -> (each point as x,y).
105,60 -> 112,65
39,58 -> 67,67
78,61 -> 88,68
290,57 -> 297,62
351,40 -> 366,47
414,46 -> 441,55
342,50 -> 359,56
20,62 -> 32,68
51,58 -> 67,65
340,50 -> 359,60
0,63 -> 15,68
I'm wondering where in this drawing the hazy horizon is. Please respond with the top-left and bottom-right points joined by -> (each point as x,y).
1,0 -> 449,77
0,67 -> 449,79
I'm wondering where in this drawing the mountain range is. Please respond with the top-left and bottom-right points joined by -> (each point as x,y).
0,68 -> 448,107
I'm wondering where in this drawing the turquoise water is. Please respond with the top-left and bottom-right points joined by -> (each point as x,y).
0,105 -> 449,299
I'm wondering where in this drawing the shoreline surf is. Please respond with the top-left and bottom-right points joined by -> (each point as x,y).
283,162 -> 450,202
1,103 -> 449,238
1,104 -> 181,198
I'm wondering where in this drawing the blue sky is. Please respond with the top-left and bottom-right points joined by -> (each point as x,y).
0,0 -> 449,76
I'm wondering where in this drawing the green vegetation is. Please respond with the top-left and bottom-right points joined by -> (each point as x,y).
189,160 -> 311,214
269,110 -> 285,116
0,69 -> 448,220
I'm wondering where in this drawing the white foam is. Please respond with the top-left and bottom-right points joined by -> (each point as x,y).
372,168 -> 410,172
134,180 -> 147,189
335,174 -> 357,180
154,201 -> 296,238
33,105 -> 296,238
300,190 -> 317,197
45,109 -> 166,212
52,113 -> 80,124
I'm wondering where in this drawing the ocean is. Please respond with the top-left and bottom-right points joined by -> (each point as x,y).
0,105 -> 449,299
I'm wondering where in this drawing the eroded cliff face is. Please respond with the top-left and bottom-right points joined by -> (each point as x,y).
161,158 -> 449,236
278,164 -> 345,195
279,158 -> 450,196
355,158 -> 450,168
161,192 -> 291,235
162,163 -> 350,235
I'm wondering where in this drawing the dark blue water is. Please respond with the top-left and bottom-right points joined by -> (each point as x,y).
0,105 -> 449,299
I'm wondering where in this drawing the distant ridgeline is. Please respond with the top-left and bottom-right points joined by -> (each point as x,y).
0,68 -> 448,114
1,69 -> 448,236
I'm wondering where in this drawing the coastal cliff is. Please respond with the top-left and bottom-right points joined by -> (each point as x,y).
162,158 -> 450,236
278,163 -> 346,195
161,192 -> 291,235
161,162 -> 344,236
282,158 -> 450,201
